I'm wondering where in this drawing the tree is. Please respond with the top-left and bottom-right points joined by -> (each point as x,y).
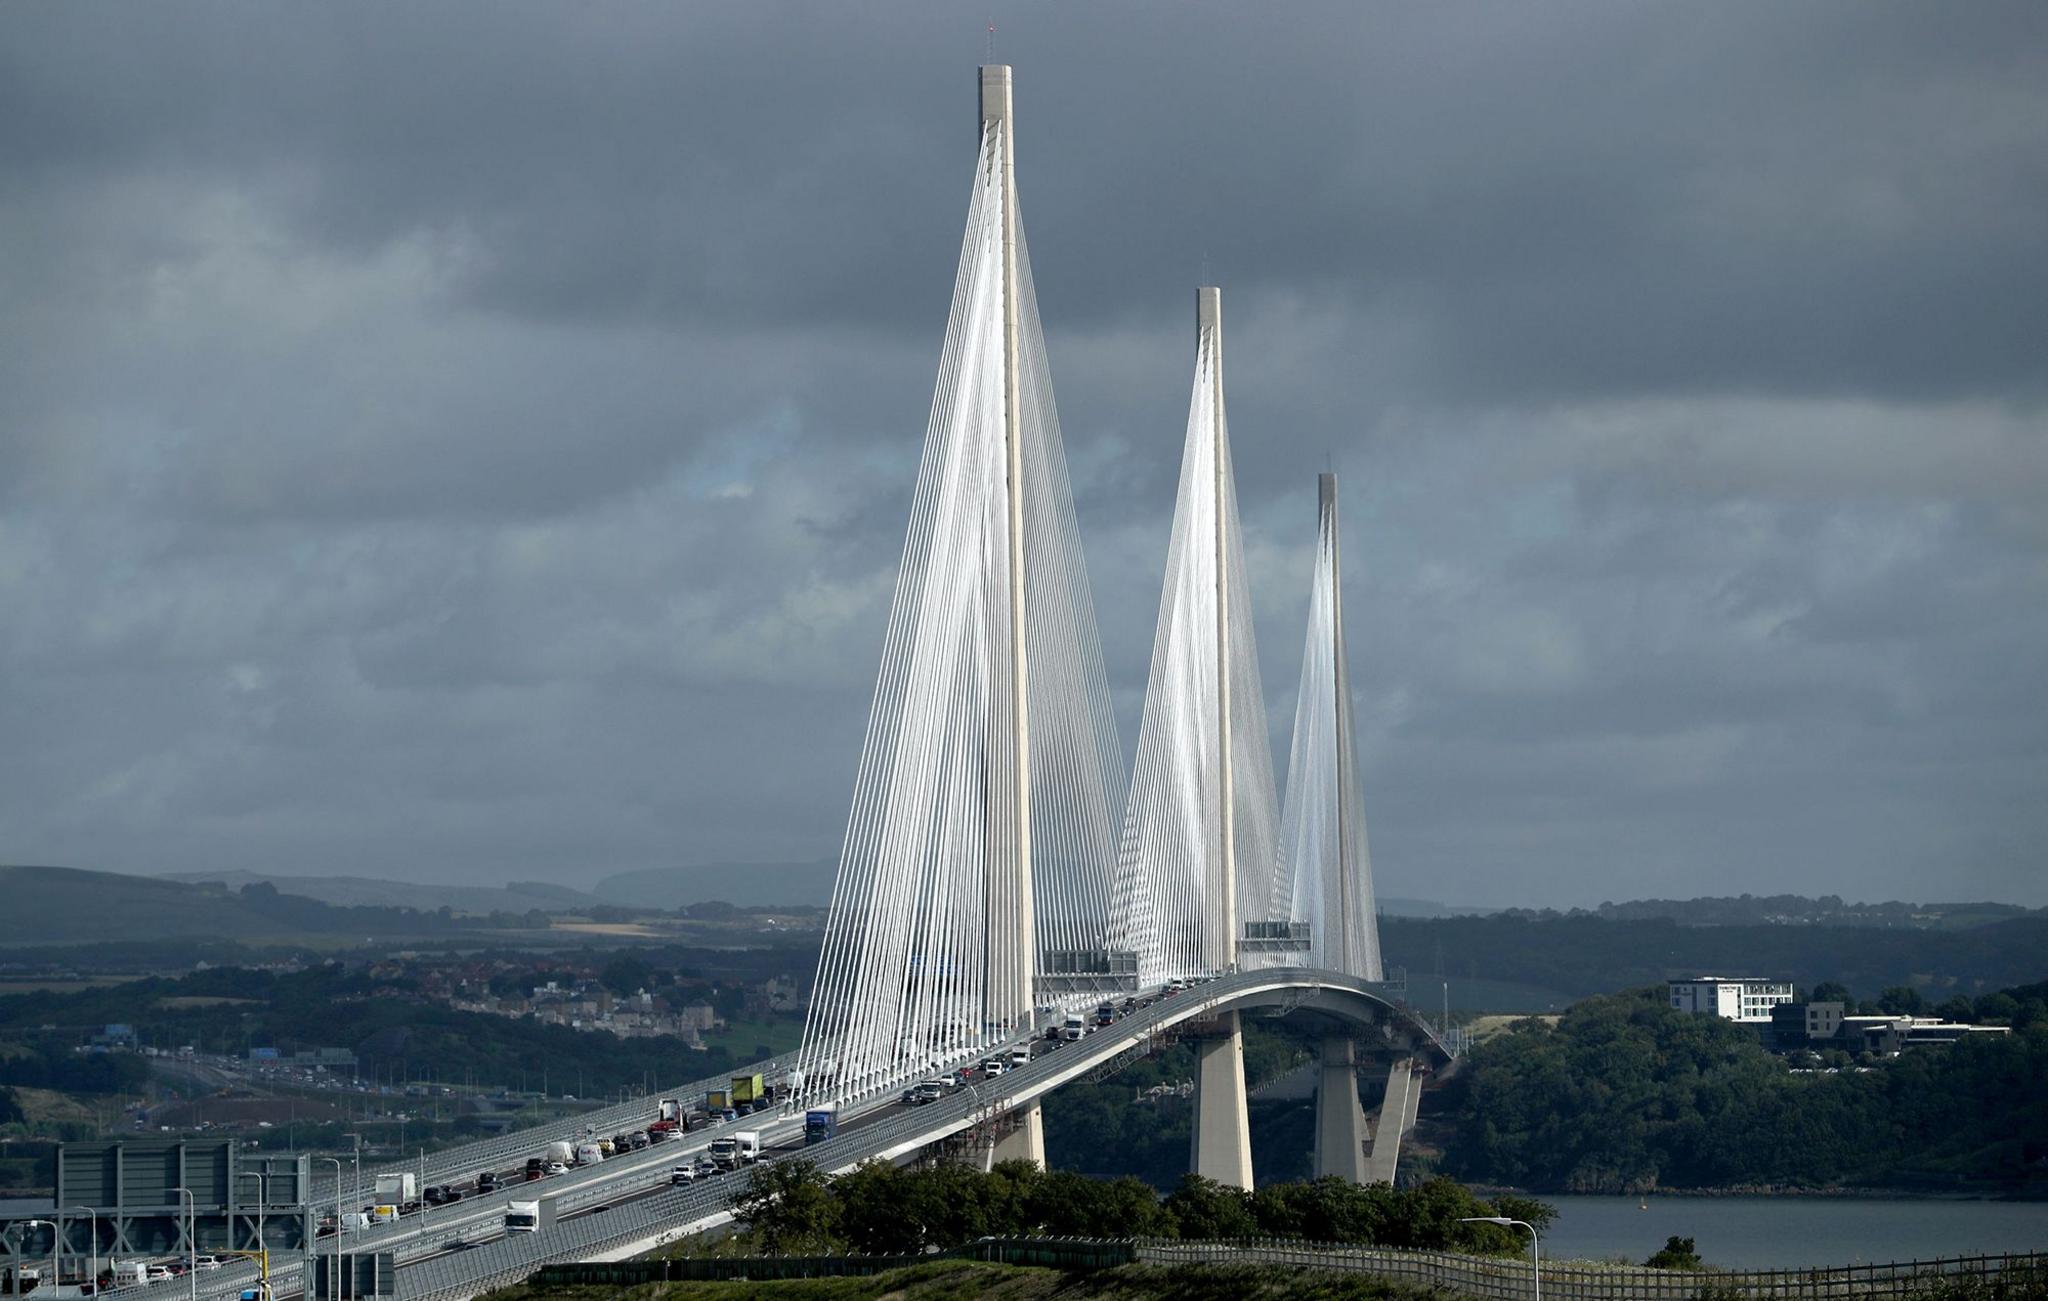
1810,981 -> 1853,1005
1163,1174 -> 1258,1239
1877,986 -> 1927,1016
729,1160 -> 840,1252
1936,996 -> 1976,1022
1646,1235 -> 1705,1270
600,955 -> 654,997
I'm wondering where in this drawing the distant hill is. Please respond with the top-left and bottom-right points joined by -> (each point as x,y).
0,864 -> 521,949
593,861 -> 837,910
0,864 -> 344,947
154,869 -> 601,916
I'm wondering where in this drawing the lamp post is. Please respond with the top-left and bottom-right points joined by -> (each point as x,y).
318,1157 -> 343,1301
1459,1216 -> 1540,1301
237,1171 -> 270,1274
19,1221 -> 53,1299
343,1133 -> 363,1220
63,1207 -> 99,1294
170,1187 -> 196,1301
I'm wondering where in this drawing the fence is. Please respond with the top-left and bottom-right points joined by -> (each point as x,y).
528,1237 -> 1139,1285
1137,1239 -> 2048,1300
521,1240 -> 2047,1300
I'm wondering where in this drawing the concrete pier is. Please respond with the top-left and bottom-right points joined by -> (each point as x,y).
1191,1010 -> 1254,1188
1313,1036 -> 1369,1181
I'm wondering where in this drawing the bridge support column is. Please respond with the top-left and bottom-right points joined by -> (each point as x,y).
1190,1010 -> 1253,1189
1363,1056 -> 1420,1185
1313,1036 -> 1369,1182
985,1099 -> 1044,1168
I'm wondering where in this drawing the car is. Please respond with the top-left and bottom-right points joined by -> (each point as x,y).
670,1165 -> 696,1185
980,1058 -> 1008,1076
477,1172 -> 501,1192
695,1158 -> 718,1178
545,1161 -> 569,1176
442,1238 -> 473,1252
193,1257 -> 225,1272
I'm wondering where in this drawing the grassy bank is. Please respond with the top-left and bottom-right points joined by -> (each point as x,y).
480,1260 -> 1447,1300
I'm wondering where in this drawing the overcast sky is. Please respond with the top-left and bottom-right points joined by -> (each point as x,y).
3,3 -> 2043,908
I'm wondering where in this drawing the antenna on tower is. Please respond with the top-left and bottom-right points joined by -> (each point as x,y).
986,17 -> 996,62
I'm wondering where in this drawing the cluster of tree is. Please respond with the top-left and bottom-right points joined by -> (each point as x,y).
1434,984 -> 2048,1193
1381,913 -> 2048,1002
1041,1020 -> 1316,1187
1569,895 -> 2037,930
0,961 -> 802,1101
727,1158 -> 1552,1258
0,1041 -> 151,1095
0,1087 -> 24,1125
1808,979 -> 2048,1028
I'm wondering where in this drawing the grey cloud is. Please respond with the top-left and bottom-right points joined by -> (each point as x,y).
1,2 -> 2042,907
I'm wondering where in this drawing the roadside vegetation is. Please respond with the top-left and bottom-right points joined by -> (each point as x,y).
710,1159 -> 1552,1258
482,1260 -> 1454,1300
1435,982 -> 2048,1193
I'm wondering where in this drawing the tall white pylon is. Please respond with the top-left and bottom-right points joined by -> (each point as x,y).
1280,473 -> 1383,980
1112,287 -> 1284,984
794,67 -> 1125,1111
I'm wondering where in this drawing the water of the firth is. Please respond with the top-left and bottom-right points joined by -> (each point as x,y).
1541,1195 -> 2048,1269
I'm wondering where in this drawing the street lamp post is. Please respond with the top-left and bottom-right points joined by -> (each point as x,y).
62,1207 -> 99,1294
18,1221 -> 53,1299
238,1172 -> 270,1261
1459,1216 -> 1540,1301
170,1187 -> 196,1301
318,1157 -> 343,1301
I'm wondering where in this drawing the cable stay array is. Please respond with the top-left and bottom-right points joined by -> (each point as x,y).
1109,290 -> 1285,986
794,67 -> 1390,1113
793,80 -> 1123,1110
1278,475 -> 1383,981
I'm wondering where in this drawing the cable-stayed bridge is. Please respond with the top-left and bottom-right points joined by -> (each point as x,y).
74,65 -> 1456,1301
792,63 -> 1449,1185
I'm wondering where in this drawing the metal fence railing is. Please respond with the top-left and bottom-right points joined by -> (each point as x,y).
1134,1239 -> 2048,1300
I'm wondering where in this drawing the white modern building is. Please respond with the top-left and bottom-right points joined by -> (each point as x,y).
1668,976 -> 1796,1023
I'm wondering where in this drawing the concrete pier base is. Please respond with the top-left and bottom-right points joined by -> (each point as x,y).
986,1099 -> 1045,1168
1313,1036 -> 1369,1182
1363,1056 -> 1419,1185
1190,1010 -> 1254,1189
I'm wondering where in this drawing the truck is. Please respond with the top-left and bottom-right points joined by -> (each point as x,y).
1060,1014 -> 1086,1042
113,1262 -> 152,1289
504,1197 -> 556,1234
731,1073 -> 766,1108
575,1142 -> 604,1166
707,1130 -> 763,1170
648,1097 -> 686,1138
705,1087 -> 733,1112
803,1106 -> 838,1145
375,1172 -> 418,1211
544,1140 -> 575,1166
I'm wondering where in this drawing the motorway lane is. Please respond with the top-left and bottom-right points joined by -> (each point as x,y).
127,971 -> 1433,1300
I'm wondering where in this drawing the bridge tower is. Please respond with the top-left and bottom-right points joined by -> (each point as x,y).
982,63 -> 1043,1166
1282,473 -> 1396,1180
794,66 -> 1125,1155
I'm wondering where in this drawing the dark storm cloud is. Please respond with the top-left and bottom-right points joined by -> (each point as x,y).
1,1 -> 2042,906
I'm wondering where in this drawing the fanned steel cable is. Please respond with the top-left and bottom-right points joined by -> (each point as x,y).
1279,475 -> 1383,980
796,109 -> 1122,1110
1111,295 -> 1283,984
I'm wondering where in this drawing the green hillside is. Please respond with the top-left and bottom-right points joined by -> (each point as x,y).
0,864 -> 501,948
